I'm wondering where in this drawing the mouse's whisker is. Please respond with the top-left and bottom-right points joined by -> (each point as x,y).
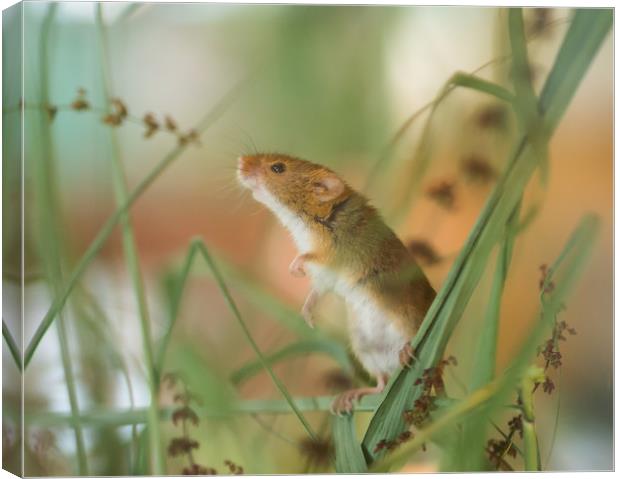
220,130 -> 254,157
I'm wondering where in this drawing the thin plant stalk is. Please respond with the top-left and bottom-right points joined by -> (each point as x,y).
25,394 -> 381,429
2,319 -> 21,371
94,5 -> 164,473
189,239 -> 318,440
519,371 -> 542,470
24,65 -> 253,368
33,4 -> 88,473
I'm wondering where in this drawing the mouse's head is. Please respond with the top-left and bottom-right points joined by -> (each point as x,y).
237,153 -> 349,218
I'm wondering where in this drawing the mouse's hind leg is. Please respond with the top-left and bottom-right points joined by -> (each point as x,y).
330,373 -> 388,415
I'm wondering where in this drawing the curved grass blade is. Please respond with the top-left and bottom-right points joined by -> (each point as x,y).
470,202 -> 520,390
333,414 -> 368,473
508,8 -> 549,183
385,73 -> 516,222
24,70 -> 253,368
231,338 -> 353,385
189,238 -> 317,440
540,8 -> 613,130
154,241 -> 351,387
361,9 -> 611,464
364,69 -> 514,196
371,214 -> 599,472
450,202 -> 521,471
95,5 -> 164,472
26,394 -> 383,429
2,318 -> 21,371
33,4 -> 88,472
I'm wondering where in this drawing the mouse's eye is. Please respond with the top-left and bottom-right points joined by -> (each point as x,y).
270,162 -> 286,174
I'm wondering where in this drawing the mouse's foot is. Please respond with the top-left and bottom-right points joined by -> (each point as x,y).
330,375 -> 387,416
399,342 -> 416,368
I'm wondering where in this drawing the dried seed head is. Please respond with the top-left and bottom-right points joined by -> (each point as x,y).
71,99 -> 89,111
407,239 -> 441,266
425,179 -> 457,210
507,414 -> 523,439
373,430 -> 414,453
179,129 -> 201,147
299,436 -> 333,468
102,113 -> 123,126
322,369 -> 353,392
31,429 -> 56,456
224,460 -> 244,475
475,104 -> 508,130
162,371 -> 178,389
143,113 -> 160,138
111,98 -> 128,119
542,376 -> 555,394
182,464 -> 215,475
45,104 -> 58,121
167,437 -> 199,457
461,154 -> 497,184
71,88 -> 90,111
165,115 -> 178,131
528,8 -> 552,36
172,405 -> 199,426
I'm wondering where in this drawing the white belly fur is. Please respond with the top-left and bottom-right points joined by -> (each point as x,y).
307,263 -> 407,378
254,193 -> 406,378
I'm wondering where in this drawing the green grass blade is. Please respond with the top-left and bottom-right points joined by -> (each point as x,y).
33,4 -> 88,473
451,72 -> 515,103
2,318 -> 22,371
371,214 -> 599,472
154,243 -> 200,379
360,11 -> 610,465
470,202 -> 520,389
155,242 -> 351,382
540,9 -> 613,131
132,427 -> 150,476
231,338 -> 353,385
385,72 -> 515,221
450,202 -> 520,471
25,394 -> 383,429
364,69 -> 514,198
190,238 -> 317,440
23,71 -> 252,369
95,5 -> 165,473
115,2 -> 144,24
519,370 -> 542,470
333,415 -> 368,473
508,9 -> 540,127
508,8 -> 549,182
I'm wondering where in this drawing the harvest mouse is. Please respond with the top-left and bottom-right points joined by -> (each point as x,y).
237,153 -> 436,413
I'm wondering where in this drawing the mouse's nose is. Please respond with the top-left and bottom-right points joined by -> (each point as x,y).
237,155 -> 257,181
238,155 -> 257,173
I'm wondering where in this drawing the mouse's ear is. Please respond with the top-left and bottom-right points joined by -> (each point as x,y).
312,173 -> 344,202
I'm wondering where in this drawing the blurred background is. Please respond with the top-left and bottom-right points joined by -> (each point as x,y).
2,2 -> 612,475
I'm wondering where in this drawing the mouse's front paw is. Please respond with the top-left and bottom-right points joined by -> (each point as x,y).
301,304 -> 315,328
289,255 -> 307,277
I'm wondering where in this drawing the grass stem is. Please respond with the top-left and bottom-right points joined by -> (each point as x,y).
94,5 -> 165,473
34,4 -> 89,473
2,319 -> 22,371
24,65 -> 252,369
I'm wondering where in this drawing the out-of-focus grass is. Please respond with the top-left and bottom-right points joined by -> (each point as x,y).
31,3 -> 88,473
95,4 -> 165,473
336,6 -> 610,471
